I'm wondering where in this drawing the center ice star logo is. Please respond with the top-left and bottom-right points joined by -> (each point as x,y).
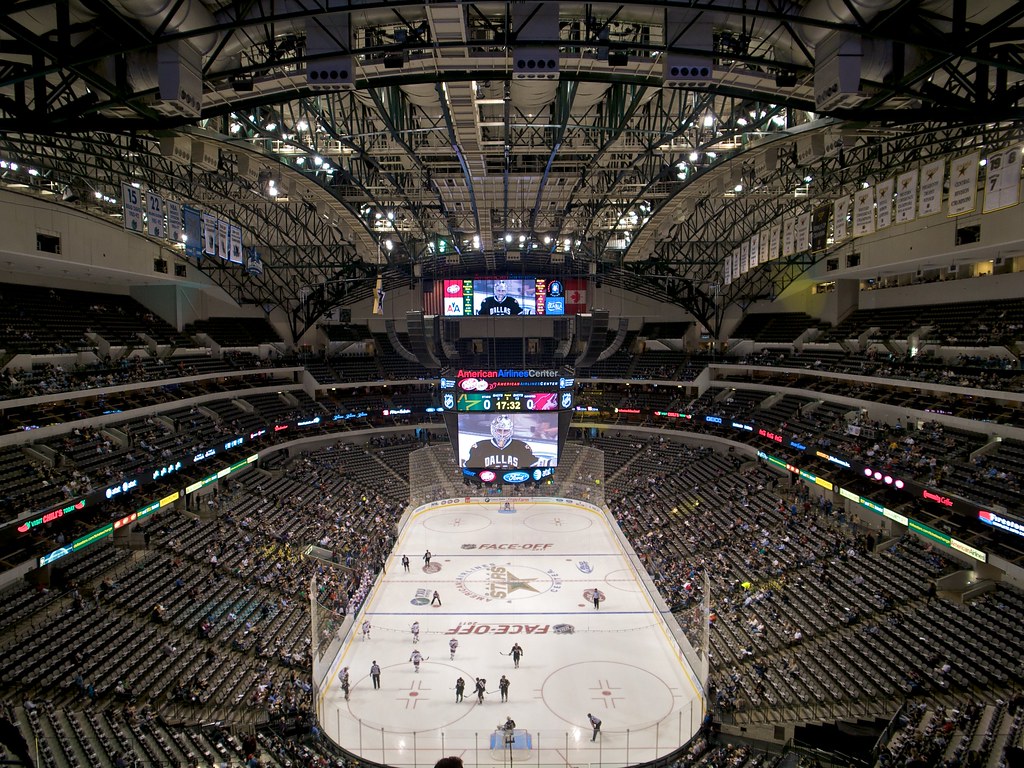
455,563 -> 562,602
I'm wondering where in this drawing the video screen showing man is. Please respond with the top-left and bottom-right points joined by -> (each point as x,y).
460,413 -> 558,469
478,280 -> 524,316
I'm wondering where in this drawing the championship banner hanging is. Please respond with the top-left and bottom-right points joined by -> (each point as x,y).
853,187 -> 875,236
875,178 -> 894,228
833,196 -> 850,242
947,152 -> 980,216
918,159 -> 945,217
896,169 -> 918,223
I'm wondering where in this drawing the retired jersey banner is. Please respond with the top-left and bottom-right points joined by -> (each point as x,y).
748,232 -> 760,266
983,146 -> 1022,213
740,239 -> 750,273
769,223 -> 781,261
217,219 -> 229,260
146,192 -> 164,238
947,152 -> 980,216
853,187 -> 875,236
183,205 -> 201,258
723,253 -> 733,285
759,228 -> 770,263
167,200 -> 182,244
121,183 -> 143,232
918,159 -> 945,217
228,224 -> 243,263
875,178 -> 894,229
201,212 -> 217,255
896,169 -> 918,223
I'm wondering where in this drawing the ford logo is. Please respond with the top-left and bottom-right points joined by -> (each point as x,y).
503,471 -> 530,483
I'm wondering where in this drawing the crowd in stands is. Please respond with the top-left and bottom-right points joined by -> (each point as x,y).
2,430 -> 1024,765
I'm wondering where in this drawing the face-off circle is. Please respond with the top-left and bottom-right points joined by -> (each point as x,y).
455,562 -> 563,602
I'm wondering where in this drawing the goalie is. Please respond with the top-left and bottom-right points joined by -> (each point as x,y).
465,415 -> 542,470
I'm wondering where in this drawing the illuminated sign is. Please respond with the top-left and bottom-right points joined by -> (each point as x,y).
882,508 -> 909,526
503,471 -> 531,484
18,500 -> 86,533
705,416 -> 723,424
113,512 -> 138,530
193,448 -> 216,462
815,451 -> 851,469
297,416 -> 322,426
224,437 -> 244,450
862,466 -> 905,489
440,377 -> 456,389
39,546 -> 73,566
789,440 -> 807,451
949,539 -> 987,562
615,408 -> 641,415
922,489 -> 953,507
908,518 -> 949,547
559,377 -> 575,389
105,478 -> 139,499
479,470 -> 497,483
839,487 -> 860,502
655,411 -> 691,419
152,461 -> 183,480
274,424 -> 289,432
757,428 -> 782,443
382,409 -> 411,416
979,510 -> 1024,538
732,422 -> 753,431
74,523 -> 113,550
250,429 -> 266,440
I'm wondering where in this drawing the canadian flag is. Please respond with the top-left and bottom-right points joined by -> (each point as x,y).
565,278 -> 587,314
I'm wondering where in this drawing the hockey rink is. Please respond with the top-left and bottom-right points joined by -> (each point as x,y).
319,498 -> 705,767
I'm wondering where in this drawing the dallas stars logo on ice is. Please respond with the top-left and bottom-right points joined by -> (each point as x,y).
455,562 -> 562,602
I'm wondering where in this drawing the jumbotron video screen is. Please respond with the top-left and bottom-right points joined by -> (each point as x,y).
440,368 -> 575,484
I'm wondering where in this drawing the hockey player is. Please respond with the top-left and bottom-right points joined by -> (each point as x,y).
499,675 -> 510,702
455,676 -> 465,702
361,620 -> 371,640
464,415 -> 540,470
410,649 -> 424,673
338,667 -> 350,700
411,621 -> 420,644
509,642 -> 524,669
478,281 -> 523,316
474,677 -> 487,703
449,637 -> 459,660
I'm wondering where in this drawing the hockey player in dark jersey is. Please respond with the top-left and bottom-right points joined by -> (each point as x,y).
464,415 -> 540,469
478,281 -> 523,316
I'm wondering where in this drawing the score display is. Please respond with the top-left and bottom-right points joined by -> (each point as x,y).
441,368 -> 575,483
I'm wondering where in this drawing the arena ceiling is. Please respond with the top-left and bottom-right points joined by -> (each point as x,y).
1,1 -> 1023,337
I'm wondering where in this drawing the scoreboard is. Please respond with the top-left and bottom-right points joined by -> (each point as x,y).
440,368 -> 576,483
